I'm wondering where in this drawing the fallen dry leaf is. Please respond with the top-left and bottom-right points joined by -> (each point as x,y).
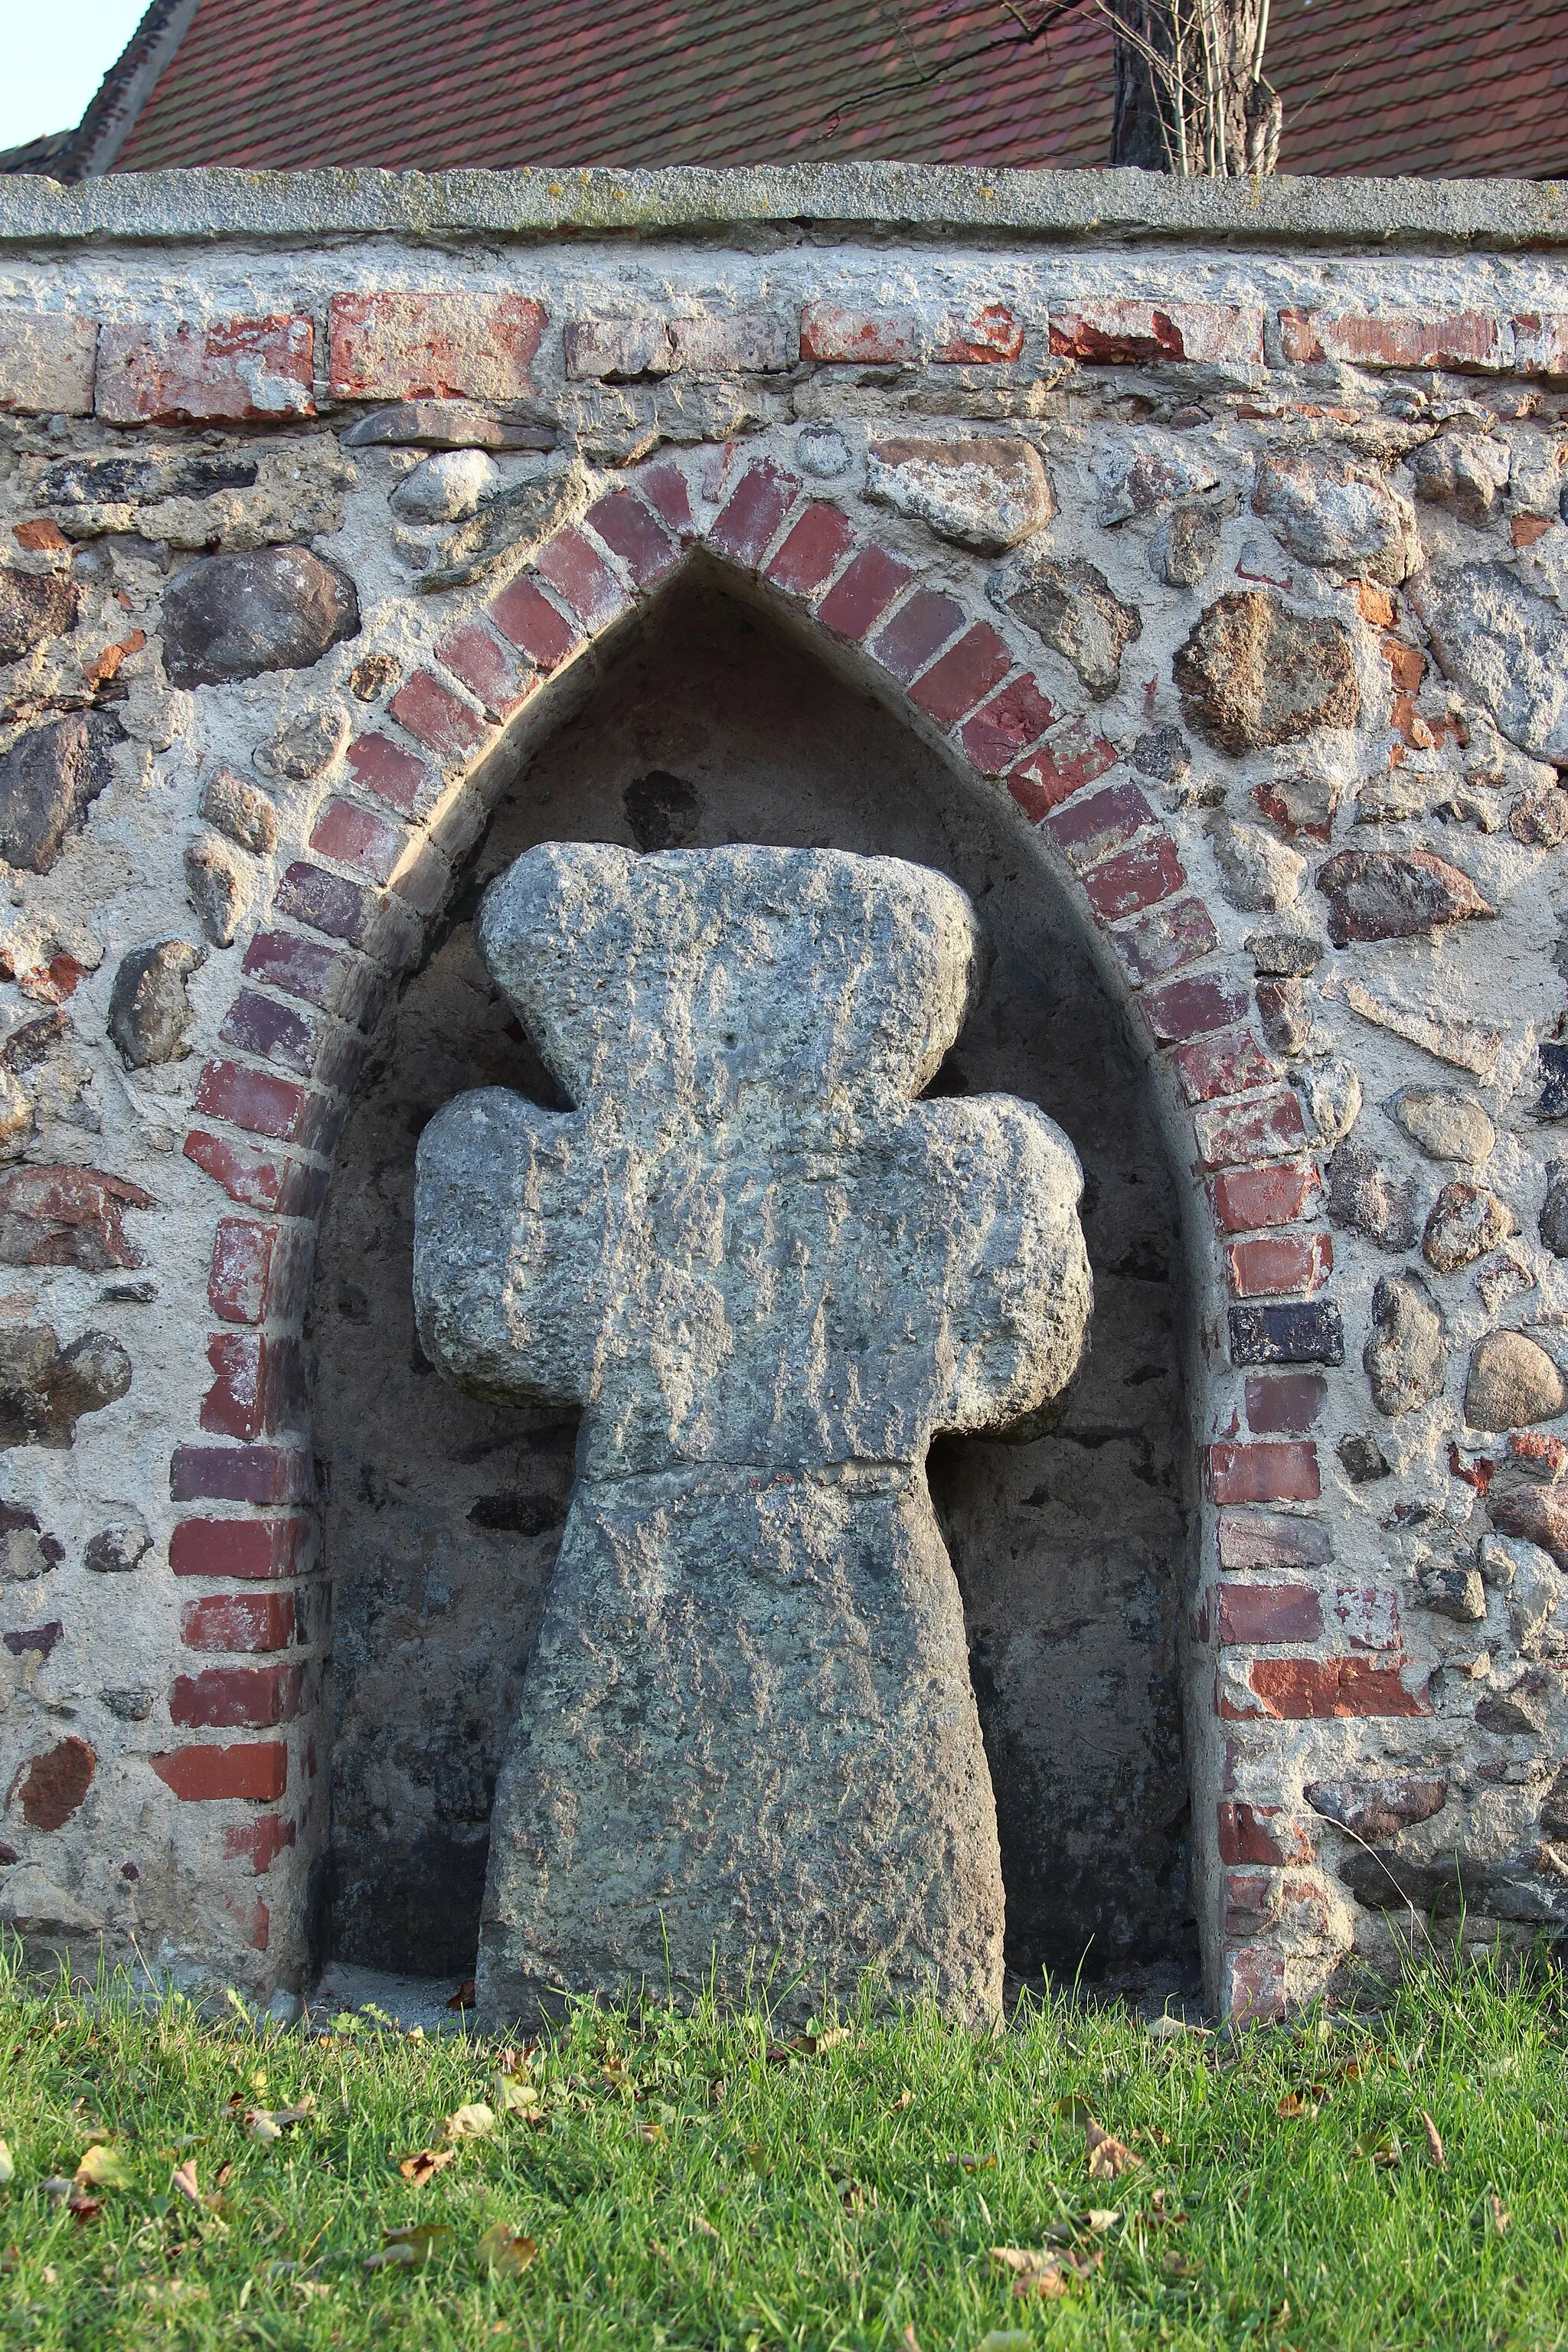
245,2102 -> 313,2145
1491,2194 -> 1511,2236
990,2246 -> 1071,2301
397,2147 -> 456,2186
493,2073 -> 541,2117
444,2102 -> 496,2141
691,2213 -> 720,2240
1423,2112 -> 1446,2169
1085,2118 -> 1141,2180
889,2090 -> 913,2113
636,2121 -> 667,2145
171,2160 -> 202,2209
1354,2128 -> 1401,2169
368,2222 -> 455,2269
1276,2093 -> 1319,2121
74,2146 -> 131,2190
948,2152 -> 997,2173
446,1980 -> 476,2011
478,2221 -> 537,2276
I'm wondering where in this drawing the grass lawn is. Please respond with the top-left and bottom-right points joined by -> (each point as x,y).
0,1946 -> 1564,2350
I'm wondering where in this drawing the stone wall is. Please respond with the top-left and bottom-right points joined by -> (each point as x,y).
2,165 -> 1568,2020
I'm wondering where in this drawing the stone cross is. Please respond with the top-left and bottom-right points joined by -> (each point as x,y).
414,841 -> 1092,2024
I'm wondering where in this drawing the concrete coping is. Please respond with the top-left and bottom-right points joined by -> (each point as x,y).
0,163 -> 1566,251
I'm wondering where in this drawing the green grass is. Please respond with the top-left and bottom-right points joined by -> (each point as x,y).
1,1946 -> 1566,2350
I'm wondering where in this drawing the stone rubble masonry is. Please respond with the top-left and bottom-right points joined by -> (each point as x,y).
10,174 -> 1568,2029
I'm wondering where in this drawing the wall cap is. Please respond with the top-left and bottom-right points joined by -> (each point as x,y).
2,165 -> 1567,251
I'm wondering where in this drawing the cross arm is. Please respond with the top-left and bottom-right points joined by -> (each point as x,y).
413,1086 -> 603,1411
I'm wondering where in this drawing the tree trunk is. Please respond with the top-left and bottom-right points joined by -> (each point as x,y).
1109,0 -> 1281,175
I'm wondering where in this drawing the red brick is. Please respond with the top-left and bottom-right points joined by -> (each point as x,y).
1224,1869 -> 1282,1937
0,1165 -> 154,1272
308,797 -> 406,887
194,1059 -> 313,1145
1007,716 -> 1118,820
1212,1163 -> 1321,1233
487,574 -> 580,671
635,461 -> 695,538
871,589 -> 966,684
201,1334 -> 307,1440
909,624 -> 1012,727
765,502 -> 856,598
224,1814 -> 297,1874
1233,1658 -> 1429,1720
1218,1802 -> 1315,1867
1173,1026 -> 1282,1106
816,544 -> 914,640
209,1219 -> 276,1325
800,302 -> 920,364
1208,1442 -> 1321,1506
151,1742 -> 288,1803
171,1662 -> 305,1732
958,675 -> 1057,776
1245,1374 -> 1326,1434
328,292 -> 545,401
1279,307 -> 1507,372
181,1592 -> 296,1653
170,1516 -> 315,1582
219,990 -> 315,1076
1050,302 -> 1263,365
536,527 -> 630,629
707,459 -> 799,568
96,315 -> 314,426
13,518 -> 70,552
1044,782 -> 1153,871
1225,1943 -> 1288,2025
585,489 -> 680,587
182,1130 -> 324,1217
1194,1091 -> 1308,1171
936,303 -> 1025,364
345,732 -> 430,815
433,622 -> 534,720
387,671 -> 488,761
1083,834 -> 1184,923
1142,972 -> 1249,1044
1217,1581 -> 1322,1644
1228,1232 -> 1332,1298
169,1446 -> 312,1506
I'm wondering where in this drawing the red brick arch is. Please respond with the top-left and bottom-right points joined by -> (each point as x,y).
160,446 -> 1349,2018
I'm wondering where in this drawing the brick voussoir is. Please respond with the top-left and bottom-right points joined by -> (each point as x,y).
1171,1025 -> 1284,1106
535,524 -> 632,630
581,488 -> 681,590
430,620 -> 537,723
705,458 -> 802,570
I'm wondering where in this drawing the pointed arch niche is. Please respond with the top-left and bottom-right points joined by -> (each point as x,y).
311,558 -> 1199,2002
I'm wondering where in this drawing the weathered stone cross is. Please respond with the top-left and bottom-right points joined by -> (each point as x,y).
414,841 -> 1091,2024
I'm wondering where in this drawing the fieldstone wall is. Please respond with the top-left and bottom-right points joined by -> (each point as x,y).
2,165 -> 1568,2020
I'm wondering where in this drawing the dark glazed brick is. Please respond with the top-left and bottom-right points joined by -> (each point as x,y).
1082,834 -> 1184,922
218,991 -> 315,1076
815,545 -> 914,640
1229,1301 -> 1345,1366
585,491 -> 679,588
870,590 -> 965,683
707,460 -> 799,567
242,930 -> 353,1013
168,1445 -> 313,1505
273,862 -> 372,947
909,625 -> 1012,727
765,503 -> 855,598
1045,782 -> 1156,871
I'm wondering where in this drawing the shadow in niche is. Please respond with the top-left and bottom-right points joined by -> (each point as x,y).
314,573 -> 1197,1994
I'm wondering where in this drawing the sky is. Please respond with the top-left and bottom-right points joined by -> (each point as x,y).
2,0 -> 151,154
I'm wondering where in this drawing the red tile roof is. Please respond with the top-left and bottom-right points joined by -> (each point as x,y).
46,0 -> 1568,180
